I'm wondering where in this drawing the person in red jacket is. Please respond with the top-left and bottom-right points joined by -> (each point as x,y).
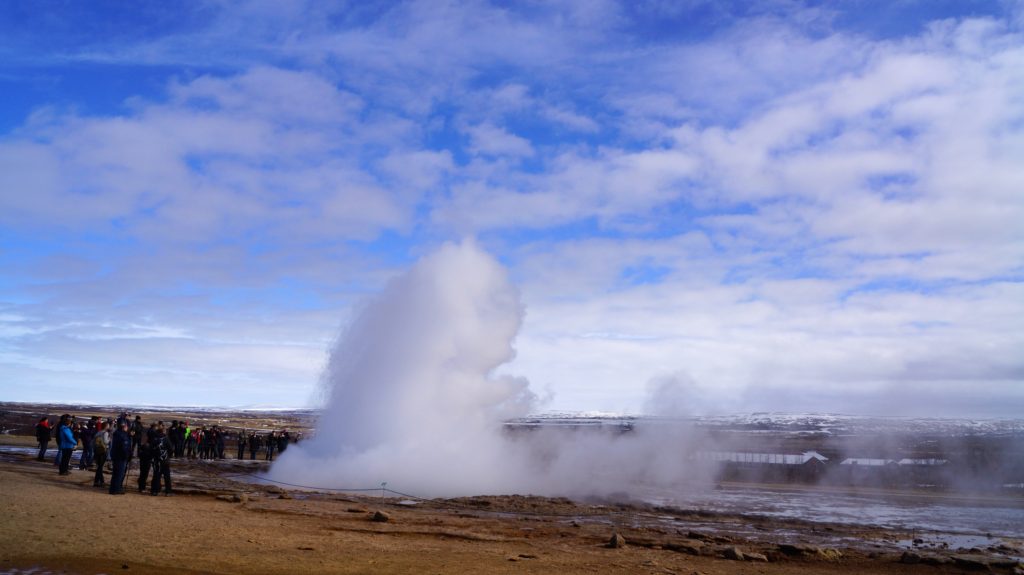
34,417 -> 51,461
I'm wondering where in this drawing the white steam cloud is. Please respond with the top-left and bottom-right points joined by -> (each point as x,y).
270,240 -> 537,495
270,240 -> 710,497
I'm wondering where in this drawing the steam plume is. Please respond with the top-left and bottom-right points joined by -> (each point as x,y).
270,240 -> 712,498
270,240 -> 537,495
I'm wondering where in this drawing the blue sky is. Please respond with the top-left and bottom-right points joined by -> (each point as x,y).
1,0 -> 1022,415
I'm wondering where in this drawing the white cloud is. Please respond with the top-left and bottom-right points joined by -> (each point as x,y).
464,123 -> 534,157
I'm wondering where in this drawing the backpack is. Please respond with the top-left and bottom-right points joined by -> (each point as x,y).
93,433 -> 107,456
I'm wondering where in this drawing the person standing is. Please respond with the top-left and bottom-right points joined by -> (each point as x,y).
236,427 -> 246,458
215,426 -> 226,459
149,424 -> 172,496
108,420 -> 131,495
34,417 -> 51,461
93,423 -> 111,487
70,421 -> 82,468
167,421 -> 178,458
185,425 -> 197,459
264,431 -> 276,461
248,432 -> 261,460
277,430 -> 289,455
199,427 -> 212,460
177,421 -> 189,458
78,418 -> 96,470
52,421 -> 61,467
131,415 -> 144,457
136,425 -> 154,493
56,414 -> 75,475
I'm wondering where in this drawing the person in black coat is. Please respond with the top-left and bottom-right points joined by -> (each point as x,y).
215,426 -> 226,459
265,431 -> 276,461
108,420 -> 132,495
248,432 -> 261,460
131,415 -> 144,457
137,423 -> 157,492
149,424 -> 172,496
236,429 -> 247,460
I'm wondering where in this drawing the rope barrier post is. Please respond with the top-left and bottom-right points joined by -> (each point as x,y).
380,481 -> 387,502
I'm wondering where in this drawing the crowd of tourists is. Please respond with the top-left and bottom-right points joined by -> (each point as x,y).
33,412 -> 297,496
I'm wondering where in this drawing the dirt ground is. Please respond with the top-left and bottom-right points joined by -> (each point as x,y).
2,436 -> 1021,575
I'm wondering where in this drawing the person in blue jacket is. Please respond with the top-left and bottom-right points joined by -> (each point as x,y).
108,420 -> 132,495
56,414 -> 76,476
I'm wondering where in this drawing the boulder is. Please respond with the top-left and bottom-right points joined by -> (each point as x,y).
722,546 -> 745,561
371,510 -> 391,523
817,548 -> 843,561
951,555 -> 992,571
777,544 -> 842,561
744,552 -> 769,562
900,551 -> 921,564
920,555 -> 949,566
607,533 -> 626,549
777,543 -> 810,556
665,541 -> 703,556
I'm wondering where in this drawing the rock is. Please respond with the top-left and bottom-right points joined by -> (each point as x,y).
665,541 -> 703,556
371,510 -> 391,523
777,544 -> 841,561
901,551 -> 922,564
607,533 -> 626,548
777,543 -> 809,556
920,555 -> 948,566
817,548 -> 843,561
722,546 -> 745,561
744,552 -> 768,562
277,493 -> 292,500
951,555 -> 992,571
518,554 -> 537,559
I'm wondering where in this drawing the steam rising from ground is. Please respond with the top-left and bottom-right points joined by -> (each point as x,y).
270,240 -> 709,497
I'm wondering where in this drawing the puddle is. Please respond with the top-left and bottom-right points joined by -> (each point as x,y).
642,485 -> 1024,539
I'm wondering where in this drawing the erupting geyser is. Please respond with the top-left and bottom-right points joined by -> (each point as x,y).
269,240 -> 538,496
270,240 -> 712,498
